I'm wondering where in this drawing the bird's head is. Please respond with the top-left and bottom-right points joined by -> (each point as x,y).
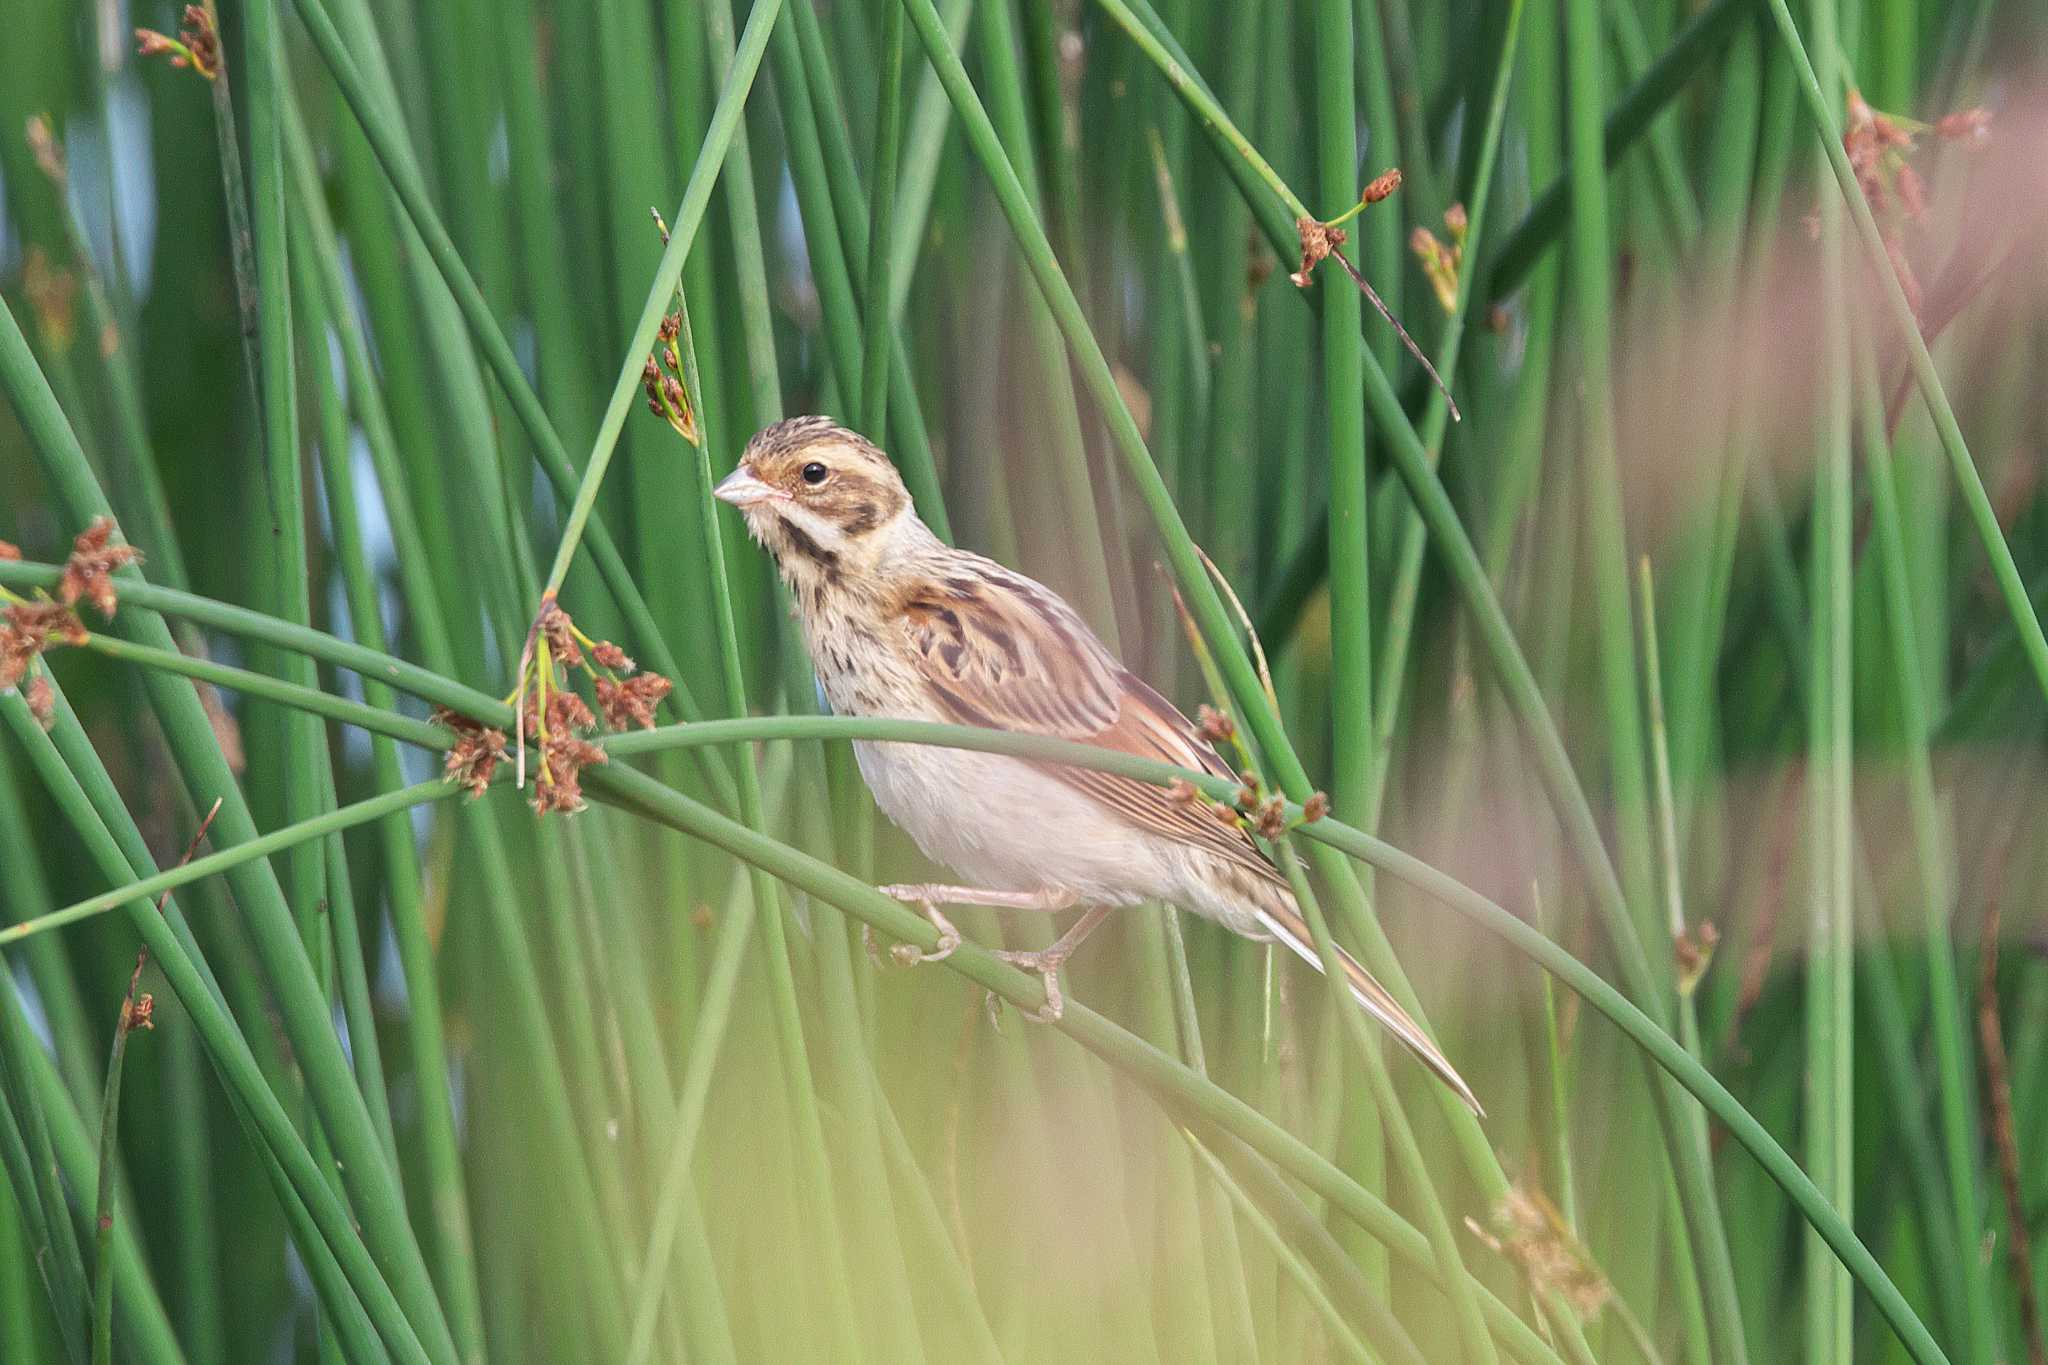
715,416 -> 919,588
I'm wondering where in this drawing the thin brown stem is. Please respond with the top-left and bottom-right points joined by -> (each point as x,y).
1327,251 -> 1461,421
1977,843 -> 2048,1365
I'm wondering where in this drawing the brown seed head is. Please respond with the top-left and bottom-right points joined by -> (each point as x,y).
536,600 -> 583,669
1196,704 -> 1235,744
1254,796 -> 1287,841
432,707 -> 509,799
1301,791 -> 1329,823
181,6 -> 221,77
136,6 -> 219,78
592,640 -> 634,673
595,671 -> 672,731
1674,921 -> 1721,994
1361,168 -> 1403,205
58,518 -> 139,617
530,732 -> 607,815
3,600 -> 88,690
123,992 -> 156,1032
1934,108 -> 1990,142
0,540 -> 18,561
1290,216 -> 1348,288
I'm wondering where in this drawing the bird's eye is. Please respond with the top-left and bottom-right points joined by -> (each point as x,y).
800,461 -> 829,486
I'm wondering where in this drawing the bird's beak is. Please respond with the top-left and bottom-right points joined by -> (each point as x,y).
713,467 -> 786,508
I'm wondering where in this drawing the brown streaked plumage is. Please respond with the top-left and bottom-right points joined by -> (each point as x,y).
716,415 -> 1480,1114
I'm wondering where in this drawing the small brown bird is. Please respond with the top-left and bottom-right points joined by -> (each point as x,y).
717,415 -> 1478,1114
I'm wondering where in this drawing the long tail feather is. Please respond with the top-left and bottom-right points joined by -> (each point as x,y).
1255,901 -> 1484,1117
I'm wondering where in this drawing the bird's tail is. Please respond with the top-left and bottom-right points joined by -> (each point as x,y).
1253,897 -> 1484,1117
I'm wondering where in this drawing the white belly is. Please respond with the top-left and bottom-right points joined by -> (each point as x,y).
853,738 -> 1173,907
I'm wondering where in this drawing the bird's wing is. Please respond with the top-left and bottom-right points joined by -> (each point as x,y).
897,564 -> 1282,882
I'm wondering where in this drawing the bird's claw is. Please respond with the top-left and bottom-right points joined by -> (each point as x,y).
872,892 -> 961,966
991,948 -> 1068,1023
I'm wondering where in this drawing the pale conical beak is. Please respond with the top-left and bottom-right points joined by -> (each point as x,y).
713,467 -> 785,507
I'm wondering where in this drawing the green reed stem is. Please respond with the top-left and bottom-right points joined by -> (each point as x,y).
1,289 -> 464,1365
861,0 -> 907,441
529,0 -> 780,600
1486,0 -> 1756,300
287,0 -> 757,704
1764,0 -> 2048,714
88,982 -> 142,1365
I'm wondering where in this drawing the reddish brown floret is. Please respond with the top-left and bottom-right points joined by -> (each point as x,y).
0,540 -> 18,562
58,518 -> 140,618
595,672 -> 672,731
529,733 -> 607,815
1290,217 -> 1348,288
535,600 -> 583,669
432,707 -> 509,800
1254,796 -> 1288,841
135,6 -> 219,78
1196,704 -> 1236,744
1361,168 -> 1403,206
2,600 -> 88,690
592,640 -> 635,673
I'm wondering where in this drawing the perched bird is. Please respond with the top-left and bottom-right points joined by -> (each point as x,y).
716,415 -> 1479,1114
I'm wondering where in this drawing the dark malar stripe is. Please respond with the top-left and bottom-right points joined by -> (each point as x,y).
780,522 -> 841,574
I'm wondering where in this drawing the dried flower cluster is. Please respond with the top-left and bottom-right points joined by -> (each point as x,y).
522,691 -> 608,815
135,5 -> 220,79
1195,704 -> 1236,744
1468,1183 -> 1613,1320
508,600 -> 673,815
1837,89 -> 1991,315
60,518 -> 141,617
594,672 -> 673,731
537,600 -> 584,669
1289,218 -> 1347,289
1253,795 -> 1288,841
1410,203 -> 1469,314
1290,169 -> 1404,289
640,213 -> 702,446
642,315 -> 701,445
433,708 -> 509,799
2,519 -> 136,729
1,602 -> 87,691
1673,920 -> 1720,995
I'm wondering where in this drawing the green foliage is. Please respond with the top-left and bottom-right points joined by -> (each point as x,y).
0,0 -> 2042,1360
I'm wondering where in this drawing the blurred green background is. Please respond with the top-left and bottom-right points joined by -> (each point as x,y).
1,0 -> 2046,1360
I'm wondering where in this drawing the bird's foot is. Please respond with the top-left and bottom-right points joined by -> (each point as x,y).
872,888 -> 962,966
990,945 -> 1073,1023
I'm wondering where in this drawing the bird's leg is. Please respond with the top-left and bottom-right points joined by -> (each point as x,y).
878,885 -> 1079,912
867,884 -> 1074,967
991,904 -> 1111,1023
